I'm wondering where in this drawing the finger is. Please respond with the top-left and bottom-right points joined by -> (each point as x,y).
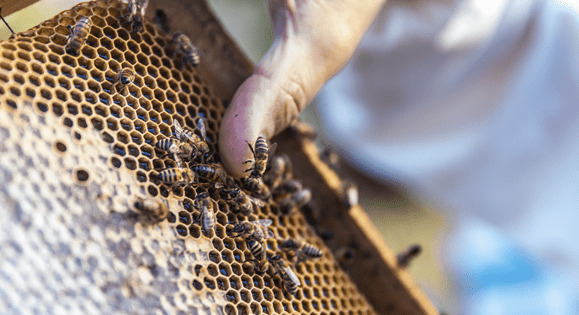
220,0 -> 387,178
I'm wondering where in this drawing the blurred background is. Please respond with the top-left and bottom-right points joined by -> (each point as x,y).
0,0 -> 456,312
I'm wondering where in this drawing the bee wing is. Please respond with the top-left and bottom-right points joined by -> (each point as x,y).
262,228 -> 275,239
282,265 -> 301,286
139,0 -> 149,10
173,119 -> 184,140
174,154 -> 185,169
267,142 -> 278,163
252,219 -> 272,227
197,118 -> 207,141
249,196 -> 264,208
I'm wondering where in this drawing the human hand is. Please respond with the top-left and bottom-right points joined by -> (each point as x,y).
219,0 -> 386,177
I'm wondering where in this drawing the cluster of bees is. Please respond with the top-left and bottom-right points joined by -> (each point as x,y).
65,0 -> 201,95
58,0 -> 323,295
136,116 -> 322,294
58,0 -> 422,296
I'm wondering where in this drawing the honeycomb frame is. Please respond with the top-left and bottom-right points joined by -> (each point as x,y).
0,0 -> 428,314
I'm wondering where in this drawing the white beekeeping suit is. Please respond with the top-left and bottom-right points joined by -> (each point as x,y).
317,0 -> 579,313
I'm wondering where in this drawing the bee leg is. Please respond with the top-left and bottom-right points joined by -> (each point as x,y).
246,141 -> 256,156
192,211 -> 203,225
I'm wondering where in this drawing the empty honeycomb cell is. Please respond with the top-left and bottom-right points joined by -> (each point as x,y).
77,116 -> 88,128
189,224 -> 201,238
53,140 -> 67,153
62,54 -> 76,67
100,37 -> 114,51
74,168 -> 90,185
154,77 -> 167,91
17,51 -> 31,62
124,157 -> 137,170
75,67 -> 89,81
106,117 -> 119,131
24,87 -> 35,97
16,42 -> 33,52
178,211 -> 191,225
91,14 -> 106,28
62,116 -> 74,127
136,156 -> 151,170
112,143 -> 126,156
78,56 -> 94,69
91,117 -> 105,131
81,46 -> 97,60
119,119 -> 133,132
13,73 -> 25,84
110,48 -> 124,62
60,64 -> 73,78
1,51 -> 14,60
0,73 -> 7,83
96,47 -> 110,61
0,61 -> 12,71
142,134 -> 155,148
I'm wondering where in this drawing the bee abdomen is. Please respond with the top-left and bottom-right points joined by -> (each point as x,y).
283,277 -> 298,295
156,138 -> 178,151
302,244 -> 323,258
247,239 -> 265,261
158,169 -> 180,183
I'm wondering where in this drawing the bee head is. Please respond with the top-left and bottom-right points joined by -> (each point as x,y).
281,239 -> 295,250
228,188 -> 240,198
132,21 -> 143,33
65,47 -> 79,56
250,170 -> 261,178
232,222 -> 244,233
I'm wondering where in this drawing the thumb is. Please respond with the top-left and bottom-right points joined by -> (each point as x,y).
219,39 -> 310,178
219,0 -> 387,178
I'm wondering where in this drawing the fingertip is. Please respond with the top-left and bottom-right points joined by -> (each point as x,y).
219,76 -> 271,178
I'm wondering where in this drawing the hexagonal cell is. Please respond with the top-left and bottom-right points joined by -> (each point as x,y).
115,131 -> 130,145
124,157 -> 137,170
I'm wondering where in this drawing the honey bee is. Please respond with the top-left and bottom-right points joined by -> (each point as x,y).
122,0 -> 148,33
114,68 -> 135,95
171,32 -> 202,68
198,204 -> 215,234
174,119 -> 211,162
272,179 -> 303,200
341,180 -> 359,209
278,188 -> 312,215
157,167 -> 196,189
335,246 -> 355,267
263,154 -> 292,189
243,135 -> 277,180
156,138 -> 196,162
190,163 -> 229,185
66,17 -> 92,56
225,187 -> 264,216
280,238 -> 323,264
152,9 -> 169,33
243,177 -> 271,201
271,256 -> 300,295
320,147 -> 340,172
133,197 -> 168,222
193,191 -> 213,211
246,238 -> 266,262
397,244 -> 422,268
248,257 -> 269,275
232,219 -> 274,242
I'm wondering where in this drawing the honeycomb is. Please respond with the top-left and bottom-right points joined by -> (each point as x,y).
0,1 -> 379,314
